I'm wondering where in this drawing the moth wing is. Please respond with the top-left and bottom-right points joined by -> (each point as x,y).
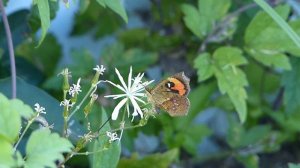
160,95 -> 190,116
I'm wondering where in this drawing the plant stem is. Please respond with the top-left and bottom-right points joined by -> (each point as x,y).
67,86 -> 94,121
0,0 -> 17,99
14,119 -> 34,152
72,149 -> 107,156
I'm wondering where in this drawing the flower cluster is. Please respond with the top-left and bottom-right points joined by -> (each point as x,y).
106,131 -> 120,143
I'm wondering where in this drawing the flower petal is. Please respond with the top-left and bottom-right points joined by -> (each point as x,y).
128,66 -> 132,90
104,94 -> 127,99
105,80 -> 126,92
115,68 -> 128,91
129,96 -> 143,118
126,103 -> 130,117
111,98 -> 128,120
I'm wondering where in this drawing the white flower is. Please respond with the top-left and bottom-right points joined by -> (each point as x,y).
93,65 -> 106,75
60,99 -> 75,111
104,67 -> 154,120
69,78 -> 82,97
34,103 -> 46,114
106,131 -> 120,143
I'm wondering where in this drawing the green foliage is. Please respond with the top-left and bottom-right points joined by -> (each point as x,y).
0,10 -> 30,51
245,5 -> 300,69
0,78 -> 84,137
16,34 -> 61,77
282,57 -> 300,113
24,129 -> 73,168
118,149 -> 178,168
96,0 -> 128,23
0,93 -> 21,143
253,0 -> 300,48
32,0 -> 51,46
159,84 -> 215,155
194,47 -> 248,122
72,0 -> 123,38
90,108 -> 121,168
181,0 -> 231,39
0,137 -> 15,168
102,43 -> 158,74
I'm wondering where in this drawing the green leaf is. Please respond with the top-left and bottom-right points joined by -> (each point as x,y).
0,137 -> 14,168
0,10 -> 30,51
181,4 -> 203,39
24,129 -> 73,168
213,47 -> 248,123
253,0 -> 300,48
194,53 -> 214,82
0,93 -> 21,143
0,78 -> 85,139
96,0 -> 128,23
102,43 -> 158,74
33,0 -> 50,46
15,34 -> 61,77
10,99 -> 34,119
214,47 -> 247,66
282,57 -> 300,113
182,124 -> 211,155
288,163 -> 300,168
118,149 -> 178,168
247,50 -> 291,70
236,154 -> 259,168
245,5 -> 300,69
91,108 -> 121,168
181,0 -> 231,39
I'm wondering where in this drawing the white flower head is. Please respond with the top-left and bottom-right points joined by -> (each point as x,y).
104,67 -> 154,121
34,103 -> 46,114
60,99 -> 75,111
93,65 -> 106,75
106,131 -> 120,143
69,78 -> 82,97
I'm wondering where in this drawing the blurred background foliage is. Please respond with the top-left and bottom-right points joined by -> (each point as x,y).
1,0 -> 300,167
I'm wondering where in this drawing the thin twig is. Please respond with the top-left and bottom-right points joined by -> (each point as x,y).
0,0 -> 17,99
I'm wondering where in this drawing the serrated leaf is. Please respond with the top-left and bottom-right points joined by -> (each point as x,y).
0,78 -> 85,141
91,108 -> 121,168
0,93 -> 21,143
213,47 -> 248,122
10,99 -> 34,119
214,47 -> 248,66
194,53 -> 214,82
247,49 -> 291,70
34,0 -> 50,46
96,0 -> 128,23
118,149 -> 178,168
181,0 -> 231,39
245,5 -> 300,69
181,4 -> 203,39
282,57 -> 300,113
0,137 -> 14,168
25,129 -> 73,168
